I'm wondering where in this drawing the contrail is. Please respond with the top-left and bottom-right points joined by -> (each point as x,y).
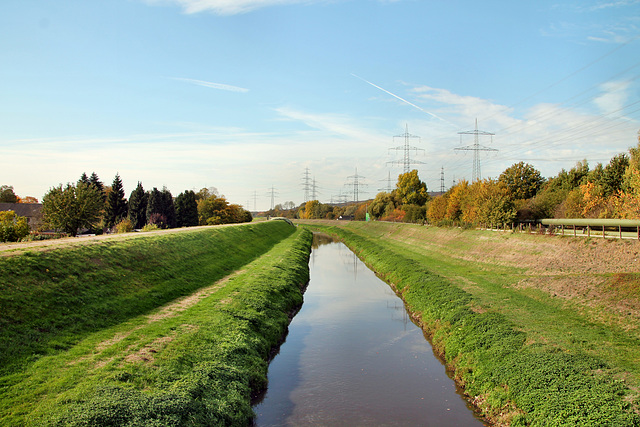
351,73 -> 457,127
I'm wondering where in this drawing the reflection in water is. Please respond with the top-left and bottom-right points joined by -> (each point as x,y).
253,233 -> 486,426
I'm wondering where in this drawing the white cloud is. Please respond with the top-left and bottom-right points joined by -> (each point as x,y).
173,77 -> 249,92
593,80 -> 631,114
589,0 -> 640,11
410,86 -> 520,131
146,0 -> 318,15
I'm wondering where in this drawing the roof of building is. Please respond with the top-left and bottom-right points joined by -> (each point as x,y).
0,203 -> 43,218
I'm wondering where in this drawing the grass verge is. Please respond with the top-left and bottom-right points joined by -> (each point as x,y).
0,222 -> 312,426
301,221 -> 640,426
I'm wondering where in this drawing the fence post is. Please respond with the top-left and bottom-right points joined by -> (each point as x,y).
603,225 -> 606,239
587,225 -> 591,238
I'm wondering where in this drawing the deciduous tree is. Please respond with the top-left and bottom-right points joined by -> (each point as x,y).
42,182 -> 104,236
0,185 -> 18,203
396,170 -> 429,206
498,162 -> 544,200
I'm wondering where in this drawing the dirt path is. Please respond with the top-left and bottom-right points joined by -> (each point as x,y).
0,224 -> 239,256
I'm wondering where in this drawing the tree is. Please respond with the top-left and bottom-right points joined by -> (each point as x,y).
0,185 -> 18,203
161,188 -> 177,228
0,210 -> 29,242
602,153 -> 629,197
427,194 -> 448,223
104,173 -> 128,228
19,196 -> 39,204
175,190 -> 199,227
445,180 -> 468,222
498,162 -> 544,200
42,182 -> 104,236
146,188 -> 166,227
128,182 -> 148,229
396,170 -> 429,206
79,172 -> 106,202
369,192 -> 397,220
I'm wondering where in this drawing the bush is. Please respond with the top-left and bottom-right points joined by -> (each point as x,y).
141,223 -> 160,232
114,219 -> 133,234
0,210 -> 30,242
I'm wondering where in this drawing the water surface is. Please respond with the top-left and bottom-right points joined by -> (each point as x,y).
253,234 -> 485,426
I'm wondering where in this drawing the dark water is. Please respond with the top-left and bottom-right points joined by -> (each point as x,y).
252,234 -> 486,426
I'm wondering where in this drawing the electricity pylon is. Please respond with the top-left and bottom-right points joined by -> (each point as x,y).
301,168 -> 311,202
454,118 -> 496,182
345,168 -> 367,203
388,124 -> 425,173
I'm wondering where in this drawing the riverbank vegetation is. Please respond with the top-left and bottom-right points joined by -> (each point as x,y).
0,221 -> 312,425
301,220 -> 640,426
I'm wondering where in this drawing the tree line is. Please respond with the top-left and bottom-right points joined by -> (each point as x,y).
271,133 -> 640,225
2,173 -> 252,239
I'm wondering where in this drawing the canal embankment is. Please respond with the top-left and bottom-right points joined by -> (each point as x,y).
299,220 -> 640,426
0,221 -> 312,426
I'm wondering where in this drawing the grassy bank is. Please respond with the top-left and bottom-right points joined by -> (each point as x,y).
301,221 -> 640,426
0,222 -> 312,425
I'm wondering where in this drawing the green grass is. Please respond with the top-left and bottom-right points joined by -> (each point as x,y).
301,221 -> 640,426
0,222 -> 313,426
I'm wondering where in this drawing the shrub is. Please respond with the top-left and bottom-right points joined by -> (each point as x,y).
0,210 -> 30,242
141,223 -> 160,232
114,219 -> 133,234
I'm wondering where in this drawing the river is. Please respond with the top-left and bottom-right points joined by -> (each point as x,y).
252,234 -> 486,426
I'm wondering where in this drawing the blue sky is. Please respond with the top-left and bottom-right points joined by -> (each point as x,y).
2,0 -> 639,210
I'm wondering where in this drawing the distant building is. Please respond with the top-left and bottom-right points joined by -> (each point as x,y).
0,203 -> 44,231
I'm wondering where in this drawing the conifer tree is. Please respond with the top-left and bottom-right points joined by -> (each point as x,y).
175,190 -> 199,227
128,182 -> 148,229
105,173 -> 128,228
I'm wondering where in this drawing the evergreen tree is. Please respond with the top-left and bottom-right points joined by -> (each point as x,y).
105,173 -> 128,228
128,182 -> 148,229
87,172 -> 105,202
175,190 -> 199,227
146,187 -> 164,225
161,187 -> 177,228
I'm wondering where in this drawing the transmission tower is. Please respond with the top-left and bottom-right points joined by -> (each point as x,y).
440,167 -> 445,193
378,170 -> 395,193
252,190 -> 258,211
345,168 -> 367,203
331,190 -> 348,204
301,168 -> 311,202
266,185 -> 278,210
388,124 -> 425,173
454,118 -> 497,182
311,177 -> 319,201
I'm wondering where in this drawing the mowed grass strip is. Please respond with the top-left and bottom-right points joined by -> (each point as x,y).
301,221 -> 640,427
0,221 -> 294,379
1,225 -> 312,426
